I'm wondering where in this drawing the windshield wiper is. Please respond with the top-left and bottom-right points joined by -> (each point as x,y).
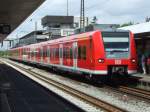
107,49 -> 128,52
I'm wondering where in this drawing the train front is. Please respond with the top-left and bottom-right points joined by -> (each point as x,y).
97,30 -> 137,76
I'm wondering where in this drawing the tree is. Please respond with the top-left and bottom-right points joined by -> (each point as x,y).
91,16 -> 98,24
145,16 -> 150,22
120,21 -> 134,27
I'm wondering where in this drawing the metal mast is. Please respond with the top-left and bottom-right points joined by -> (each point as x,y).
67,0 -> 69,16
80,0 -> 85,32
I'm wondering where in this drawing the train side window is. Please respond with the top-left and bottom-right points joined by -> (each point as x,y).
70,48 -> 72,59
53,48 -> 55,58
40,49 -> 43,57
90,38 -> 92,48
59,48 -> 62,58
43,49 -> 45,57
45,48 -> 46,57
57,48 -> 59,58
45,49 -> 47,57
82,46 -> 86,60
78,46 -> 81,59
54,48 -> 56,59
47,47 -> 50,57
66,48 -> 69,59
63,47 -> 66,59
52,48 -> 54,58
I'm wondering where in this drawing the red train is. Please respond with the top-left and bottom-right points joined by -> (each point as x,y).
8,30 -> 137,79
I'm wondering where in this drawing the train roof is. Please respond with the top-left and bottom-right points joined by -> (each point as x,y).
10,29 -> 130,49
16,30 -> 98,48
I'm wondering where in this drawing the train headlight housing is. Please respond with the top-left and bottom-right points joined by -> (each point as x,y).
98,59 -> 105,63
131,59 -> 136,63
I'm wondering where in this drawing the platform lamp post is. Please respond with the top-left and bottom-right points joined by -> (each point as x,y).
67,0 -> 69,16
16,33 -> 19,47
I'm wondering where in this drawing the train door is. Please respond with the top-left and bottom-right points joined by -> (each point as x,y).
59,44 -> 63,65
73,42 -> 78,69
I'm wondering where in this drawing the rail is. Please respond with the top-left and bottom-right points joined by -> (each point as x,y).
119,86 -> 150,100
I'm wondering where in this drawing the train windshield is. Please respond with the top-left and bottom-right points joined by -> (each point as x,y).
102,32 -> 130,59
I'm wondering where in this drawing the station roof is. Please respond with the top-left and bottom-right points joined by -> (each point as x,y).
0,0 -> 45,41
119,22 -> 150,39
119,22 -> 150,34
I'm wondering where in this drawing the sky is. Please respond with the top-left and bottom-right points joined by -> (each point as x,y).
4,0 -> 150,39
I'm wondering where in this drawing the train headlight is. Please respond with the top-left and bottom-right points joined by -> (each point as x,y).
98,59 -> 105,63
131,59 -> 136,63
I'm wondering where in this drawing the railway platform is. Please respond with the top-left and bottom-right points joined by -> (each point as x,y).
133,73 -> 150,91
0,61 -> 83,112
133,73 -> 150,83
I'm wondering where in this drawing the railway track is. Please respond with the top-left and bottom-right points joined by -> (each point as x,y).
118,86 -> 150,101
4,60 -> 127,112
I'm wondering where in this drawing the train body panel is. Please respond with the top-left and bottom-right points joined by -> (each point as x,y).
8,30 -> 137,76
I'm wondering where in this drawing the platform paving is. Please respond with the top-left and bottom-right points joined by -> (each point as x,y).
133,73 -> 150,83
0,63 -> 84,112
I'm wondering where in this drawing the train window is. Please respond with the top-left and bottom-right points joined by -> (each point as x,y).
102,31 -> 130,59
51,48 -> 53,58
70,48 -> 73,59
59,48 -> 62,58
45,49 -> 47,57
90,38 -> 92,48
40,49 -> 43,57
56,48 -> 59,58
43,49 -> 45,57
53,48 -> 55,58
36,49 -> 38,57
63,48 -> 65,58
54,48 -> 56,58
78,46 -> 81,59
66,48 -> 70,58
55,48 -> 57,58
63,47 -> 66,59
50,48 -> 52,58
82,46 -> 86,60
47,47 -> 50,57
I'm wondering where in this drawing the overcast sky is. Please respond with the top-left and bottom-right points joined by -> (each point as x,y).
6,0 -> 150,39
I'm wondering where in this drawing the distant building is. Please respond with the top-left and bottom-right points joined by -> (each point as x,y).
41,16 -> 90,39
42,16 -> 75,39
18,30 -> 48,46
75,24 -> 120,34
